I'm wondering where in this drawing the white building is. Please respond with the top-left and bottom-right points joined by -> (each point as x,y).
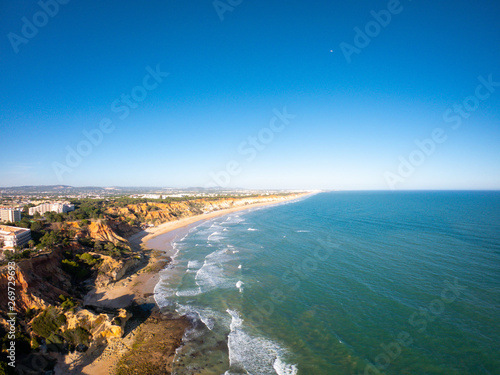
0,208 -> 22,223
29,202 -> 75,216
0,225 -> 31,249
140,194 -> 162,199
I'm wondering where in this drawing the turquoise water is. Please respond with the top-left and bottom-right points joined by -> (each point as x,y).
153,192 -> 500,374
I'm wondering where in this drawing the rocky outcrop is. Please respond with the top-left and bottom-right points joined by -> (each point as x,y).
94,253 -> 141,288
0,249 -> 71,315
63,307 -> 131,345
87,221 -> 128,245
66,220 -> 128,246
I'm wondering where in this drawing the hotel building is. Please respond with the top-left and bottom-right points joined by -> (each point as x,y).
0,208 -> 22,223
29,202 -> 75,216
0,225 -> 32,249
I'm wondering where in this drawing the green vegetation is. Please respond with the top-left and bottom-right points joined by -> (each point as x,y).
77,252 -> 99,266
39,230 -> 62,250
61,327 -> 90,347
67,200 -> 104,221
61,259 -> 90,281
58,295 -> 76,311
31,307 -> 67,339
45,333 -> 65,352
29,306 -> 90,353
93,240 -> 131,258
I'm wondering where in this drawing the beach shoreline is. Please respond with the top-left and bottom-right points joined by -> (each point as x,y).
75,192 -> 312,374
133,192 -> 313,250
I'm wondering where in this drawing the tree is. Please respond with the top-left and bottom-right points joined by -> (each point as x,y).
30,221 -> 43,232
28,240 -> 35,248
40,231 -> 62,250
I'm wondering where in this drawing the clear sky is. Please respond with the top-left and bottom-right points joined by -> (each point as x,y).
1,0 -> 499,190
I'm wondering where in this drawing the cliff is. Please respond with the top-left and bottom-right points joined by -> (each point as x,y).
63,307 -> 131,344
106,195 -> 300,226
0,249 -> 71,316
93,252 -> 141,288
66,221 -> 128,246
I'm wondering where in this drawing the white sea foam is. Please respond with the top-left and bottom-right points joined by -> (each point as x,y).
226,309 -> 298,375
296,230 -> 310,233
175,288 -> 201,297
248,228 -> 258,231
236,280 -> 244,292
195,257 -> 232,291
273,357 -> 298,375
187,260 -> 201,270
153,284 -> 176,307
224,215 -> 245,225
176,305 -> 227,332
169,242 -> 181,260
208,231 -> 222,241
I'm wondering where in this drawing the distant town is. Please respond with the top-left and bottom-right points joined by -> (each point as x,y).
0,185 -> 308,255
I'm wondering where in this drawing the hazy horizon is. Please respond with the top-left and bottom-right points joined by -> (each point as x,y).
1,184 -> 500,193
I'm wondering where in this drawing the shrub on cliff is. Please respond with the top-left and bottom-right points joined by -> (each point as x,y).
31,307 -> 67,339
58,295 -> 76,311
61,326 -> 91,347
61,259 -> 90,280
77,252 -> 99,266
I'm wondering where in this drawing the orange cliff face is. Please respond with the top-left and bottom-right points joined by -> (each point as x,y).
87,221 -> 127,245
105,195 -> 303,226
106,201 -> 200,225
0,249 -> 71,315
65,220 -> 128,245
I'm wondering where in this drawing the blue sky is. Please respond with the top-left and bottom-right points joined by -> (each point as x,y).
1,0 -> 499,190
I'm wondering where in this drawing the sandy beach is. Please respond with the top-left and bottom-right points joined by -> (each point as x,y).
73,193 -> 310,374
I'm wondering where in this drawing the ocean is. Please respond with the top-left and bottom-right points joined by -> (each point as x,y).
151,191 -> 500,375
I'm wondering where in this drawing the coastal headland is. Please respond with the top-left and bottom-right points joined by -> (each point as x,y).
76,192 -> 310,374
0,192 -> 311,374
